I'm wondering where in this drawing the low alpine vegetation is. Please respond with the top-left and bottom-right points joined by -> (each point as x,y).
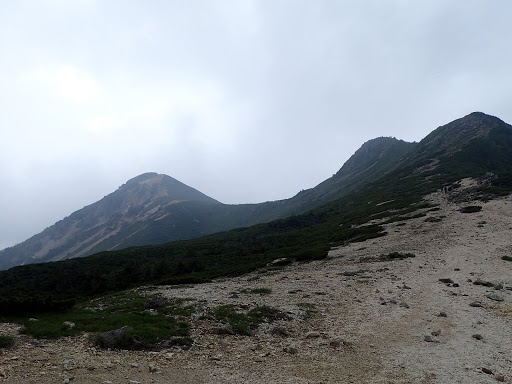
460,205 -> 482,213
210,304 -> 289,335
0,334 -> 15,348
9,290 -> 193,350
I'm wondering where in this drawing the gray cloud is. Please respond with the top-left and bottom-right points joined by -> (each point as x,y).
1,0 -> 512,249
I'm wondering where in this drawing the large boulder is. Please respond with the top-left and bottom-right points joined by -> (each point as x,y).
95,326 -> 141,350
144,297 -> 166,310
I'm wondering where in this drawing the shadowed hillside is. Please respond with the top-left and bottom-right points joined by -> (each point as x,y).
0,137 -> 414,270
0,112 -> 511,308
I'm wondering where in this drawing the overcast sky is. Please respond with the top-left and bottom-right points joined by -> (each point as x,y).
1,0 -> 511,250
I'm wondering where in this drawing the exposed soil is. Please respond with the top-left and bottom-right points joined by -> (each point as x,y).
1,179 -> 512,383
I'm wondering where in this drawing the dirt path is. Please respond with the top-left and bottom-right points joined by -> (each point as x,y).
1,181 -> 511,383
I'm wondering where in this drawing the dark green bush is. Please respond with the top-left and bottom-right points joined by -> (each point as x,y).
0,334 -> 15,348
381,252 -> 416,260
460,206 -> 482,213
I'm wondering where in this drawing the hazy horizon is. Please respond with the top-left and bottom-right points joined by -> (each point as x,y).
2,1 -> 512,250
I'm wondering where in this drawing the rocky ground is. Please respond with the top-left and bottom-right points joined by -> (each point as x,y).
1,179 -> 512,383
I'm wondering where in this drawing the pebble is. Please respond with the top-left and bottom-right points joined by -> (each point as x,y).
469,302 -> 483,307
271,326 -> 289,337
213,324 -> 235,335
487,292 -> 504,302
306,331 -> 321,339
63,375 -> 74,383
437,312 -> 448,317
62,360 -> 75,370
424,335 -> 434,342
496,374 -> 505,382
329,339 -> 343,348
30,355 -> 49,362
472,334 -> 483,340
283,347 -> 298,355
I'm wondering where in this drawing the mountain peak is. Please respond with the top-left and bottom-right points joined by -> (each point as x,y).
118,173 -> 219,204
126,172 -> 161,183
335,136 -> 412,178
414,111 -> 508,159
0,173 -> 220,269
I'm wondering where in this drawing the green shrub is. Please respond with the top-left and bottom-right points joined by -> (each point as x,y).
460,206 -> 482,213
380,252 -> 415,261
501,255 -> 512,262
0,334 -> 15,348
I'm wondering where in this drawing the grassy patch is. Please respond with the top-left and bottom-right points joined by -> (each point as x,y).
9,290 -> 192,349
501,255 -> 512,262
0,334 -> 15,348
460,205 -> 482,213
160,298 -> 197,317
211,304 -> 289,335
